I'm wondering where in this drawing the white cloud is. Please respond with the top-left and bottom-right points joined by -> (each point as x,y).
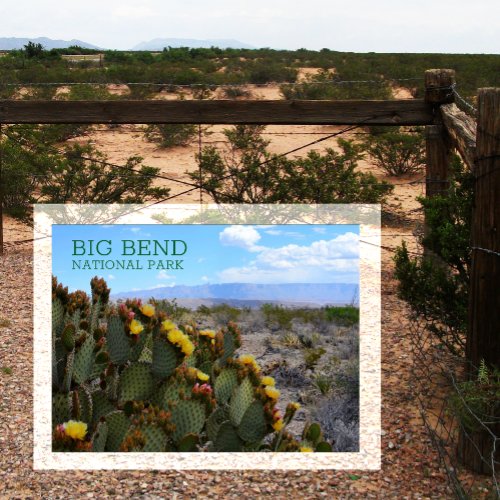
108,274 -> 116,280
219,225 -> 263,251
201,276 -> 209,282
218,232 -> 359,283
313,227 -> 327,234
156,270 -> 172,280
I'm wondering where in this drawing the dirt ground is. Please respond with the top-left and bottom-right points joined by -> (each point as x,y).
0,83 -> 457,497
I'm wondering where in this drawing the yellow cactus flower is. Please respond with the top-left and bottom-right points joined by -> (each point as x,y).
290,402 -> 301,411
264,386 -> 280,400
139,303 -> 155,317
199,329 -> 216,339
211,339 -> 215,345
261,376 -> 275,387
299,446 -> 314,453
167,329 -> 184,344
180,338 -> 195,356
64,420 -> 88,440
239,354 -> 255,365
162,320 -> 177,332
129,319 -> 144,335
272,419 -> 284,432
197,370 -> 210,381
187,367 -> 198,378
184,325 -> 194,334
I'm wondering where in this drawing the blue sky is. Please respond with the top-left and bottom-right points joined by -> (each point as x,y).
52,224 -> 359,293
1,1 -> 498,53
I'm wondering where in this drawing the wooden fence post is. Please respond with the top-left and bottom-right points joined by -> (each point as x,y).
460,88 -> 500,474
0,123 -> 3,255
423,70 -> 455,249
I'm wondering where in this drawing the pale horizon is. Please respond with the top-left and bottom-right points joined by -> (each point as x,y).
1,0 -> 498,54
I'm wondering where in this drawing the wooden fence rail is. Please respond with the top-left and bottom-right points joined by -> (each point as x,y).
0,99 -> 434,125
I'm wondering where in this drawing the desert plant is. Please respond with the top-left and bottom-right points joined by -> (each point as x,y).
312,373 -> 333,395
144,124 -> 197,148
363,128 -> 425,176
303,347 -> 326,371
324,306 -> 359,327
394,155 -> 472,355
281,332 -> 302,348
189,126 -> 393,204
51,277 -> 332,452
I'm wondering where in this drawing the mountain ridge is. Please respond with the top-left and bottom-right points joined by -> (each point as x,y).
0,37 -> 101,50
112,282 -> 358,306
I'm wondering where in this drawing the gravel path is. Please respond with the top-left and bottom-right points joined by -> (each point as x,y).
0,220 -> 454,499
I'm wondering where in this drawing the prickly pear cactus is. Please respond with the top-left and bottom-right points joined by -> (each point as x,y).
52,277 -> 333,453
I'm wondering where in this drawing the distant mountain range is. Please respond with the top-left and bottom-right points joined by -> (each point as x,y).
0,37 -> 101,50
112,283 -> 358,307
131,38 -> 255,51
0,36 -> 254,52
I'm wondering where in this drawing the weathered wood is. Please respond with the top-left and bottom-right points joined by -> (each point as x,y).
461,87 -> 500,474
440,103 -> 476,169
425,69 -> 456,105
425,124 -> 450,198
0,99 -> 434,125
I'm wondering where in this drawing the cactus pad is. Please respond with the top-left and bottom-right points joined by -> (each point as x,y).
118,362 -> 155,403
53,391 -> 71,424
52,298 -> 65,337
72,333 -> 96,385
152,338 -> 178,379
62,350 -> 74,393
214,421 -> 243,452
229,377 -> 254,427
206,406 -> 230,442
92,421 -> 108,452
214,368 -> 238,404
220,331 -> 236,365
237,401 -> 266,442
142,425 -> 168,452
106,315 -> 130,364
177,433 -> 199,452
105,411 -> 130,452
91,390 -> 115,424
76,386 -> 93,424
171,400 -> 206,442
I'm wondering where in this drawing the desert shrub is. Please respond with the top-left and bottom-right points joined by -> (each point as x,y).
144,124 -> 197,148
1,127 -> 170,218
362,127 -> 425,176
324,306 -> 359,326
273,364 -> 311,388
303,347 -> 326,371
65,84 -> 117,101
447,360 -> 500,433
198,303 -> 242,323
152,299 -> 191,321
281,70 -> 392,101
394,155 -> 472,355
191,126 -> 392,204
41,144 -> 170,204
312,373 -> 333,395
222,86 -> 252,98
280,332 -> 302,348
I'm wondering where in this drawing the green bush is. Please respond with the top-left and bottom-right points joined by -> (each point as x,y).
1,127 -> 170,218
144,124 -> 198,148
362,128 -> 425,176
394,155 -> 472,355
324,306 -> 359,327
191,125 -> 392,204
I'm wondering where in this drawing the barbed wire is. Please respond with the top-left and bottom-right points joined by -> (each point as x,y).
452,88 -> 478,117
0,77 -> 422,90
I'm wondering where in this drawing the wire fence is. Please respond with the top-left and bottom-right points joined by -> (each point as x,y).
407,315 -> 499,498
